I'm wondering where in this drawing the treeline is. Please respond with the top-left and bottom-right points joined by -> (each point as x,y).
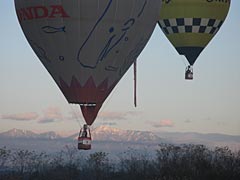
0,144 -> 240,180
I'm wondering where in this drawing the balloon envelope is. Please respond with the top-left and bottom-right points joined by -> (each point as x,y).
159,0 -> 230,65
15,0 -> 161,125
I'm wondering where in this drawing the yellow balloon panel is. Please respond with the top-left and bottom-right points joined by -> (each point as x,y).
160,0 -> 230,19
166,33 -> 213,47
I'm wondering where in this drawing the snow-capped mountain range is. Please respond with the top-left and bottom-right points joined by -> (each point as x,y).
69,126 -> 162,142
0,126 -> 163,153
0,126 -> 239,152
0,126 -> 162,142
0,128 -> 61,140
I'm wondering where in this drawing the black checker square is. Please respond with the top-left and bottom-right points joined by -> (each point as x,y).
193,18 -> 201,26
210,27 -> 217,34
163,27 -> 169,34
199,26 -> 207,33
208,19 -> 216,26
176,18 -> 184,26
172,26 -> 179,33
163,19 -> 171,27
185,26 -> 192,33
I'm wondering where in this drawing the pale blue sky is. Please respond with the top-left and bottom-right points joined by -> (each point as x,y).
0,1 -> 239,136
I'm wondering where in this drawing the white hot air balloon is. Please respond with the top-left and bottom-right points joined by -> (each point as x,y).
15,0 -> 161,150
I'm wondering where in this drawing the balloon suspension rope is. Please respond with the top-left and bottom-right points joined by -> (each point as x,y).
180,55 -> 188,67
69,104 -> 82,128
134,61 -> 137,107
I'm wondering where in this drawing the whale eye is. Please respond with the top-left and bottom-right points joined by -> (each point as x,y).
109,27 -> 114,33
59,56 -> 64,61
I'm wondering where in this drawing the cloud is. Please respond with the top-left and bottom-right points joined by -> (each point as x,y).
150,119 -> 174,128
66,110 -> 141,122
1,112 -> 39,121
1,107 -> 66,124
98,111 -> 140,121
38,107 -> 63,124
0,108 -> 141,124
68,110 -> 82,121
99,122 -> 117,126
43,107 -> 63,119
38,118 -> 55,124
184,119 -> 192,123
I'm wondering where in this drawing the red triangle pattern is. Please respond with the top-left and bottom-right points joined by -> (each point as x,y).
58,76 -> 118,125
59,76 -> 117,104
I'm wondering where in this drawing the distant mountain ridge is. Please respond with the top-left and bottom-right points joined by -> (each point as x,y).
0,128 -> 61,140
0,126 -> 239,150
0,126 -> 162,142
0,126 -> 164,153
68,126 -> 162,142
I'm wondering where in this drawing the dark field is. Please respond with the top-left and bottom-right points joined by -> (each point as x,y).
1,143 -> 240,180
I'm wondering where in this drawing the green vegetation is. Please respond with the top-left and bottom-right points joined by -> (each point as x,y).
0,144 -> 239,180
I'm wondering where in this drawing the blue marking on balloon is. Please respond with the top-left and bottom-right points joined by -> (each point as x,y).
97,18 -> 135,67
137,0 -> 147,18
98,33 -> 125,62
78,0 -> 137,69
105,66 -> 119,72
59,56 -> 65,61
77,0 -> 113,68
109,27 -> 114,33
77,0 -> 147,70
97,18 -> 135,63
105,20 -> 134,66
29,40 -> 51,62
122,19 -> 135,31
42,26 -> 66,33
119,38 -> 148,76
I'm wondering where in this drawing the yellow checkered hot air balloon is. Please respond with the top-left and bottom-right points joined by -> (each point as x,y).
158,0 -> 231,80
